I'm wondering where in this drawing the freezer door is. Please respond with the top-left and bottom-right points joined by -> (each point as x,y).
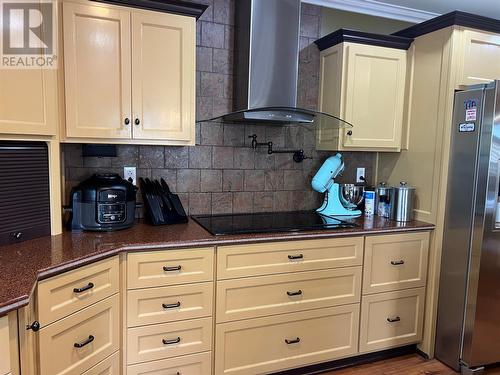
463,82 -> 500,368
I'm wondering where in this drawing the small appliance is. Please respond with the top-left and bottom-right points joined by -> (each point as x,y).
70,174 -> 137,231
311,153 -> 362,217
375,182 -> 396,218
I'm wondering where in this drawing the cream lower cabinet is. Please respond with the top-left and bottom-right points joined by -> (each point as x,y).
62,1 -> 195,145
318,42 -> 406,152
0,69 -> 57,136
0,312 -> 19,375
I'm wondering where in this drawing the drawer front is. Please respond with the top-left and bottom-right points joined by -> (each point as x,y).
359,288 -> 425,353
127,248 -> 214,289
38,256 -> 119,325
217,237 -> 364,280
217,267 -> 362,323
127,351 -> 212,375
215,304 -> 359,375
127,282 -> 213,327
82,352 -> 120,375
127,317 -> 212,364
39,294 -> 120,375
363,232 -> 430,294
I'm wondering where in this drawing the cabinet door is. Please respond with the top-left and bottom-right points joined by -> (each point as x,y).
131,11 -> 195,142
63,2 -> 132,139
460,30 -> 500,85
342,44 -> 406,151
0,68 -> 57,136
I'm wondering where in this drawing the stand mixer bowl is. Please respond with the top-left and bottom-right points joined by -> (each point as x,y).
340,184 -> 365,208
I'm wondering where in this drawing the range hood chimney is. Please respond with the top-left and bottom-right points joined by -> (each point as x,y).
200,0 -> 352,128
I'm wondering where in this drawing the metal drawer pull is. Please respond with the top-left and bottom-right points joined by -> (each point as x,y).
163,265 -> 182,272
288,254 -> 303,260
74,335 -> 94,348
387,316 -> 401,323
285,337 -> 301,345
73,282 -> 94,293
390,260 -> 405,266
162,301 -> 181,309
287,290 -> 303,296
162,337 -> 181,345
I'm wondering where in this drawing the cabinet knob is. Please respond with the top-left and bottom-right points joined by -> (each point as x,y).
135,118 -> 140,125
12,231 -> 23,240
26,321 -> 40,332
346,130 -> 353,136
124,118 -> 130,125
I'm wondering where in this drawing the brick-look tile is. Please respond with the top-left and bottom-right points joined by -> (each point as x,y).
265,170 -> 284,191
213,0 -> 234,25
164,146 -> 189,168
176,193 -> 190,215
244,124 -> 266,147
213,97 -> 232,118
284,170 -> 308,191
197,0 -> 213,22
265,126 -> 285,148
201,170 -> 222,192
275,153 -> 302,170
137,168 -> 151,179
62,144 -> 83,167
212,146 -> 234,169
196,97 -> 213,122
111,145 -> 139,168
212,192 -> 232,214
254,192 -> 274,212
177,170 -> 200,192
300,15 -> 320,38
301,3 -> 321,16
273,191 -> 292,212
200,72 -> 227,97
139,146 -> 164,168
233,192 -> 253,213
189,193 -> 212,215
224,25 -> 235,50
222,170 -> 243,191
201,22 -> 225,48
83,156 -> 111,168
213,48 -> 233,74
244,170 -> 265,191
223,124 -> 245,146
233,148 -> 255,169
200,122 -> 224,145
151,169 -> 177,192
254,149 -> 275,170
189,145 -> 212,169
196,46 -> 213,72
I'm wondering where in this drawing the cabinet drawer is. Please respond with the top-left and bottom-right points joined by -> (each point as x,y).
127,248 -> 214,289
127,351 -> 212,375
363,232 -> 429,294
82,351 -> 120,375
215,304 -> 359,375
127,317 -> 212,364
217,237 -> 363,280
217,267 -> 361,323
359,288 -> 425,353
127,282 -> 213,327
38,256 -> 119,325
39,294 -> 120,375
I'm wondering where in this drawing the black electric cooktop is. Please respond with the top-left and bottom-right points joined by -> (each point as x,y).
192,211 -> 358,236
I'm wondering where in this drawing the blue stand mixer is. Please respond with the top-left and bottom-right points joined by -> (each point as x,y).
311,153 -> 363,217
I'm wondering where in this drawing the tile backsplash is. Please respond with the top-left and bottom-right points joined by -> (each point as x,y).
62,1 -> 376,216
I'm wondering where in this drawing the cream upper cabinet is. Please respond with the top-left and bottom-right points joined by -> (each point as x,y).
63,2 -> 132,139
62,1 -> 195,145
0,68 -> 57,136
131,12 -> 195,141
318,42 -> 407,152
459,29 -> 500,85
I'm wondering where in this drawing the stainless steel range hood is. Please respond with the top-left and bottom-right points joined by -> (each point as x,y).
199,0 -> 352,128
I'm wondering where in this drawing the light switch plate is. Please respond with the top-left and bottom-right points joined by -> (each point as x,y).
124,166 -> 136,185
356,168 -> 365,183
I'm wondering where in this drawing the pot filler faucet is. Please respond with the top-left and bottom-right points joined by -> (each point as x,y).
311,153 -> 361,217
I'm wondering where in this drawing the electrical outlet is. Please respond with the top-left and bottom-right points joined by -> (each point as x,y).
356,167 -> 365,183
124,167 -> 136,185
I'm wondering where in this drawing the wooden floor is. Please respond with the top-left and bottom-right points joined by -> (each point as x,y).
320,354 -> 500,374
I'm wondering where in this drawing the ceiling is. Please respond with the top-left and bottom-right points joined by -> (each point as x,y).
303,0 -> 500,23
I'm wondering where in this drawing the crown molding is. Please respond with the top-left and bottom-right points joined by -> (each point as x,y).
302,0 -> 439,23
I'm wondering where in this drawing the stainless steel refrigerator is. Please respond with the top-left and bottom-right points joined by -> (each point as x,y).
435,80 -> 500,374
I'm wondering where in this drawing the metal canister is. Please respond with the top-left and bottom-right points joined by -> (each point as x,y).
394,181 -> 415,222
375,182 -> 396,219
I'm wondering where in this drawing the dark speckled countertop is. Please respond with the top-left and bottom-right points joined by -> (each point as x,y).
0,216 -> 434,316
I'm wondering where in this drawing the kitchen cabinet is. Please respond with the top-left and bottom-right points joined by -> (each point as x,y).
0,69 -> 58,136
0,312 -> 19,375
376,21 -> 500,356
62,1 -> 195,145
317,43 -> 407,152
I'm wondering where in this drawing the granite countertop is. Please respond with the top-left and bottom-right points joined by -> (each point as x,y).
0,216 -> 434,316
